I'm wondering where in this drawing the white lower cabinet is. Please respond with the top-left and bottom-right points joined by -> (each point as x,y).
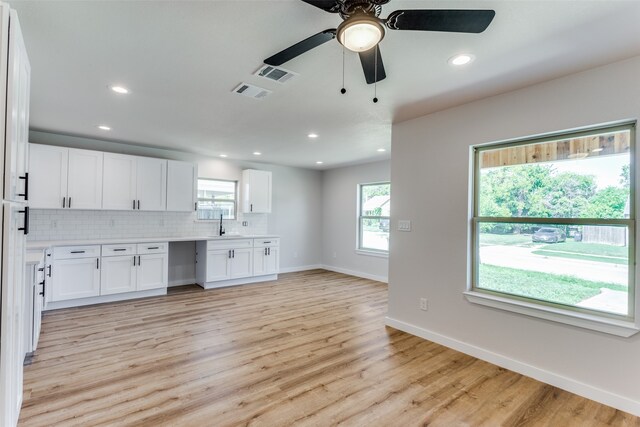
206,249 -> 232,282
137,253 -> 168,291
51,257 -> 100,301
100,255 -> 136,295
253,246 -> 279,276
230,248 -> 253,279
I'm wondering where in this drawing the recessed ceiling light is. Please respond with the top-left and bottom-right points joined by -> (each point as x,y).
253,151 -> 262,156
377,148 -> 386,152
97,125 -> 111,131
592,148 -> 604,153
110,85 -> 129,94
316,161 -> 323,165
449,54 -> 475,66
220,154 -> 228,158
308,133 -> 319,139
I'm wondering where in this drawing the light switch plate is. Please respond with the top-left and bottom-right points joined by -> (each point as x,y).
398,220 -> 411,232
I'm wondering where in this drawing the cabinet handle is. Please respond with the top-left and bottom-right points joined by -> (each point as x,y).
147,246 -> 159,250
137,200 -> 140,210
195,202 -> 198,211
133,255 -> 136,266
70,250 -> 85,254
39,280 -> 45,296
232,249 -> 235,258
18,206 -> 29,235
264,248 -> 267,256
268,247 -> 271,256
138,255 -> 141,265
133,199 -> 136,210
63,197 -> 66,208
113,248 -> 126,252
250,203 -> 253,212
68,197 -> 72,208
18,172 -> 28,200
96,258 -> 99,269
228,250 -> 231,259
47,265 -> 52,277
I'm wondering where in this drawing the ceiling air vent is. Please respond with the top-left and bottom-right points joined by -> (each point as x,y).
255,65 -> 298,84
232,83 -> 272,100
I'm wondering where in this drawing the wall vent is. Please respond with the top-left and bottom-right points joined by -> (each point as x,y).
255,65 -> 298,84
232,83 -> 272,100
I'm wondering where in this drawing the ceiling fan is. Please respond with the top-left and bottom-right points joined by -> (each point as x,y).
264,0 -> 496,84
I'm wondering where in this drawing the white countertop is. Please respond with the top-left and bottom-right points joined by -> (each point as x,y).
26,234 -> 279,250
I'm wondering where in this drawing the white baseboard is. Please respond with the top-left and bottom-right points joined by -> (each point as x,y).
168,278 -> 196,287
279,264 -> 323,273
385,316 -> 640,417
321,265 -> 388,283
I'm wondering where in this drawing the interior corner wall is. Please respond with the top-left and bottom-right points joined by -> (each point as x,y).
321,160 -> 390,282
388,56 -> 640,414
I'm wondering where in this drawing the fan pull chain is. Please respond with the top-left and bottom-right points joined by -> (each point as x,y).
340,46 -> 347,95
373,46 -> 379,103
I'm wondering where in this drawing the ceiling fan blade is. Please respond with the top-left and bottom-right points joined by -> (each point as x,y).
300,0 -> 340,13
385,9 -> 495,33
359,45 -> 386,85
264,29 -> 336,66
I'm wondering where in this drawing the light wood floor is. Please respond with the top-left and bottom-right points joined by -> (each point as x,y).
19,270 -> 639,426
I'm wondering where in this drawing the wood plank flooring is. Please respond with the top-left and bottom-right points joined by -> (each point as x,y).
19,270 -> 640,426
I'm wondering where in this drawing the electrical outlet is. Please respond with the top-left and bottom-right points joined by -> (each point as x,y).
419,298 -> 428,311
398,220 -> 412,232
242,221 -> 248,226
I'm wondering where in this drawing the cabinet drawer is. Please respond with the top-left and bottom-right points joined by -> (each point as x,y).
102,244 -> 136,257
253,238 -> 279,248
137,242 -> 168,254
53,245 -> 101,260
207,239 -> 253,251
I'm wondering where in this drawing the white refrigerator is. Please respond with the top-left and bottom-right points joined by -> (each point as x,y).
0,3 -> 31,427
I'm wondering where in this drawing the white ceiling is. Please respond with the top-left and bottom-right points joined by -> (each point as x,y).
12,0 -> 640,169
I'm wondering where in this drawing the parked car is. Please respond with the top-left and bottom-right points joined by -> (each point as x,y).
532,227 -> 566,243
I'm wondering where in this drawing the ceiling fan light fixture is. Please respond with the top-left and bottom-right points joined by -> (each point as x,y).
337,16 -> 385,53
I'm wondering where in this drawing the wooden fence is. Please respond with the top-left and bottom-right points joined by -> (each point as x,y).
582,225 -> 627,246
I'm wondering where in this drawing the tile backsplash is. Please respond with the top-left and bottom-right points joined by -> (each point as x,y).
27,210 -> 268,241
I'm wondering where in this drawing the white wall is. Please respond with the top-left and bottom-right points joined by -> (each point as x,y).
28,132 -> 324,282
388,56 -> 640,415
322,160 -> 390,282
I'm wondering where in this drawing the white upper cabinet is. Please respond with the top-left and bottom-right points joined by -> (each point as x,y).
167,160 -> 196,212
3,8 -> 29,204
103,154 -> 167,211
29,145 -> 103,210
102,153 -> 137,210
242,169 -> 272,213
67,149 -> 103,210
29,144 -> 68,209
136,157 -> 167,211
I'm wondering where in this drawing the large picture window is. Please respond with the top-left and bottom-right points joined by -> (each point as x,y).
358,182 -> 390,253
197,179 -> 237,220
472,123 -> 635,323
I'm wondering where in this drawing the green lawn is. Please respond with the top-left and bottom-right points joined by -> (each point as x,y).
539,241 -> 628,257
531,249 -> 627,265
479,233 -> 532,246
478,264 -> 627,306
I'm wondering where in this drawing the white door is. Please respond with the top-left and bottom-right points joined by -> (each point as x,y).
28,144 -> 68,209
100,255 -> 136,295
3,9 -> 30,203
137,253 -> 168,291
230,247 -> 253,279
67,148 -> 103,210
206,249 -> 231,282
51,257 -> 100,301
136,157 -> 167,211
253,248 -> 266,276
265,246 -> 279,274
166,160 -> 196,212
102,153 -> 137,210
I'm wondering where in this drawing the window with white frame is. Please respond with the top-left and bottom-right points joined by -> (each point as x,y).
197,179 -> 237,220
358,182 -> 390,253
471,123 -> 635,323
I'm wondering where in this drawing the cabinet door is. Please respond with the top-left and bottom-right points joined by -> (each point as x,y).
167,160 -> 196,212
242,169 -> 272,213
253,248 -> 267,276
136,157 -> 167,211
103,153 -> 137,210
206,249 -> 231,282
100,255 -> 136,295
4,9 -> 30,204
67,148 -> 103,210
137,253 -> 168,291
28,144 -> 68,209
265,246 -> 279,274
230,247 -> 253,279
51,257 -> 100,301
